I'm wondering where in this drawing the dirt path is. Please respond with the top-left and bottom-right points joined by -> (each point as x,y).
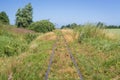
47,31 -> 80,80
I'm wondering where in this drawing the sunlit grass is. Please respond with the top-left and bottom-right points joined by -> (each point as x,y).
0,25 -> 120,80
0,38 -> 55,80
69,26 -> 120,80
49,31 -> 79,80
0,24 -> 55,79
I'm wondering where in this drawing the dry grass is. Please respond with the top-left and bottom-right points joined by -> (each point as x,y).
49,32 -> 79,79
36,32 -> 56,41
105,29 -> 120,40
61,29 -> 77,42
105,32 -> 117,40
29,42 -> 38,50
0,52 -> 30,73
58,67 -> 75,74
112,75 -> 120,80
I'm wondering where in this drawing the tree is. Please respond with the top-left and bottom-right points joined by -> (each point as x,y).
70,23 -> 78,29
29,20 -> 55,33
96,22 -> 105,28
0,11 -> 9,24
106,25 -> 120,28
15,3 -> 33,28
15,9 -> 23,27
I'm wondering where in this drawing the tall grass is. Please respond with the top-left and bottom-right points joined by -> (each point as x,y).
71,24 -> 120,79
74,24 -> 120,52
74,24 -> 104,41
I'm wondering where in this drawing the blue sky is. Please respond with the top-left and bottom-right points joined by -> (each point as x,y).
0,0 -> 120,27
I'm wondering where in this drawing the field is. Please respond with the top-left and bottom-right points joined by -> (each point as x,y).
106,29 -> 120,34
0,25 -> 120,80
105,29 -> 120,39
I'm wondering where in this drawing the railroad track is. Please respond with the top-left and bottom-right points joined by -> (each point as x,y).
45,30 -> 83,80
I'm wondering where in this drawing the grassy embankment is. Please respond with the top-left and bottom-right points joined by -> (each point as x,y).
63,25 -> 120,80
0,24 -> 56,79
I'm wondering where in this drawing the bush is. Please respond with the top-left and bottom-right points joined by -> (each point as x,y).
28,20 -> 55,33
0,11 -> 9,25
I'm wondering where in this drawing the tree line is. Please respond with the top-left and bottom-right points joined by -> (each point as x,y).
0,11 -> 9,25
61,22 -> 120,29
0,3 -> 55,33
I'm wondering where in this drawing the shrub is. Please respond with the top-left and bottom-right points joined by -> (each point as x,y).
0,11 -> 9,25
28,20 -> 55,33
15,3 -> 33,28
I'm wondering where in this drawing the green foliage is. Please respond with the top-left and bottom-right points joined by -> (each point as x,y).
96,22 -> 105,28
106,25 -> 120,28
0,11 -> 9,25
29,20 -> 55,33
15,3 -> 33,28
